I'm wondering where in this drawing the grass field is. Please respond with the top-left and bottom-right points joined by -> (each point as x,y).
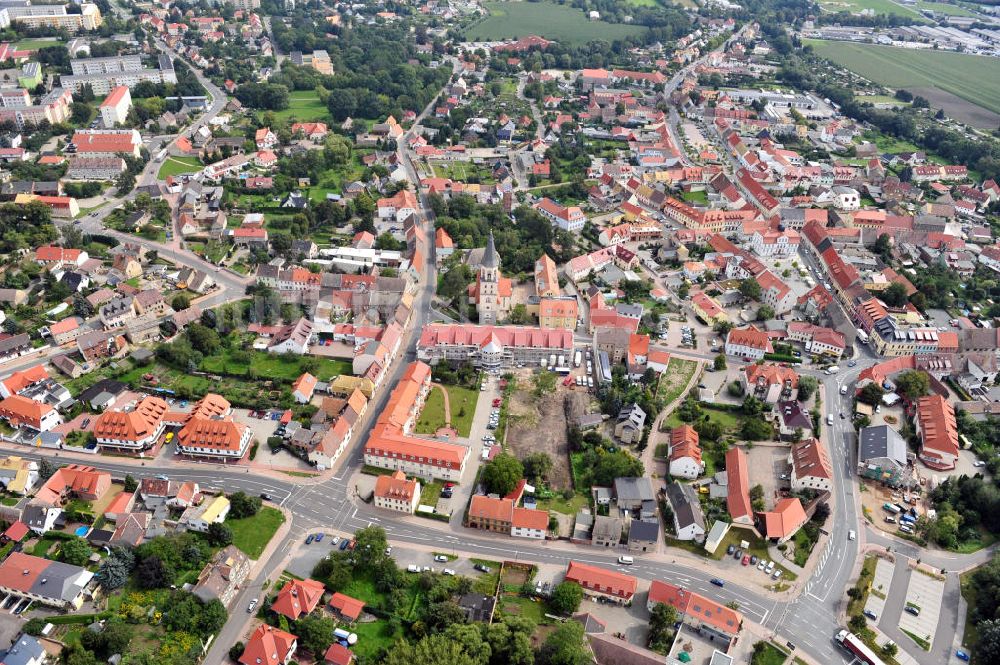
14,38 -> 63,50
465,1 -> 646,44
272,90 -> 332,123
429,160 -> 496,184
228,506 -> 285,558
818,0 -> 925,19
751,642 -> 790,665
807,40 -> 1000,117
199,348 -> 353,382
157,156 -> 202,180
914,0 -> 978,16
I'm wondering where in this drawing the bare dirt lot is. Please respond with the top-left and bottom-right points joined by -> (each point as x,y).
506,384 -> 591,490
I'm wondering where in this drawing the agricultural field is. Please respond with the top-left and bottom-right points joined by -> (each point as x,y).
817,0 -> 926,19
464,1 -> 646,45
157,156 -> 203,179
272,90 -> 332,123
807,40 -> 1000,128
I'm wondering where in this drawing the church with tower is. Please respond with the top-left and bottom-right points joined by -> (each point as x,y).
468,232 -> 512,324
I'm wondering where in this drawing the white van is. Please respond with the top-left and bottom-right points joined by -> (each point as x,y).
618,556 -> 634,565
825,366 -> 840,375
840,385 -> 849,395
827,414 -> 834,426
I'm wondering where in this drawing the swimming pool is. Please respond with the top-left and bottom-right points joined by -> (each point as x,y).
74,526 -> 89,537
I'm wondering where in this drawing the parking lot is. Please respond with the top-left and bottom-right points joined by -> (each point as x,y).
863,558 -> 894,623
898,569 -> 945,648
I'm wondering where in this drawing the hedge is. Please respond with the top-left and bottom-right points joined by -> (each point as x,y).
46,611 -> 113,625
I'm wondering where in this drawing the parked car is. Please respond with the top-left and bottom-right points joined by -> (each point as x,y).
443,568 -> 456,576
734,549 -> 743,560
339,539 -> 350,550
726,545 -> 735,555
314,533 -> 324,542
434,554 -> 448,562
247,598 -> 258,614
904,605 -> 920,616
741,555 -> 750,566
305,534 -> 314,544
863,609 -> 877,620
474,563 -> 492,573
750,555 -> 758,566
956,649 -> 970,662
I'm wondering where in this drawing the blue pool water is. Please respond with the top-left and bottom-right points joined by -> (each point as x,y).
74,526 -> 89,537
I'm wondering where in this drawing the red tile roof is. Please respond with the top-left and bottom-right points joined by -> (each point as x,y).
565,561 -> 637,600
917,394 -> 959,462
240,625 -> 297,665
648,580 -> 742,635
761,497 -> 808,540
725,447 -> 752,521
329,592 -> 365,621
272,578 -> 325,620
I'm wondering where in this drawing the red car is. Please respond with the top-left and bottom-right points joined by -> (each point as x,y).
492,399 -> 501,407
444,483 -> 455,489
741,555 -> 750,566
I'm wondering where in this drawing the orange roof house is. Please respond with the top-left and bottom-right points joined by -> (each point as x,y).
34,464 -> 111,506
329,592 -> 365,622
0,365 -> 49,398
647,580 -> 742,638
239,625 -> 297,665
292,372 -> 318,404
760,497 -> 808,543
93,396 -> 168,451
0,394 -> 59,431
564,561 -> 637,601
916,394 -> 959,470
668,425 -> 703,479
271,578 -> 325,621
373,470 -> 419,513
725,447 -> 752,525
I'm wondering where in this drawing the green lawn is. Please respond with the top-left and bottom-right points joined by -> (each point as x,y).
419,481 -> 443,508
913,0 -> 978,16
465,1 -> 646,44
414,384 -> 479,437
500,594 -> 554,625
535,491 -> 590,516
31,538 -> 57,557
817,0 -> 925,19
199,348 -> 352,383
429,160 -> 496,184
157,156 -> 203,180
806,39 -> 1000,115
350,618 -> 401,661
227,507 -> 285,559
14,38 -> 64,50
751,642 -> 790,665
663,404 -> 742,433
272,91 -> 332,123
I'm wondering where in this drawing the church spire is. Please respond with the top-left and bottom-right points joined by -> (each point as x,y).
482,231 -> 499,269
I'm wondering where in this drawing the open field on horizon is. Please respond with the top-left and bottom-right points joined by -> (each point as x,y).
817,0 -> 926,19
806,40 -> 1000,122
464,1 -> 646,44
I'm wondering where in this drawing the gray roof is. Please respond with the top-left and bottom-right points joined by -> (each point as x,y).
627,519 -> 659,543
665,481 -> 705,531
591,515 -> 623,542
614,476 -> 654,503
0,634 -> 46,665
27,558 -> 92,603
859,425 -> 908,467
481,231 -> 499,269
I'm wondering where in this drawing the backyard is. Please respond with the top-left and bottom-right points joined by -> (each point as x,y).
429,160 -> 496,184
464,1 -> 646,44
656,358 -> 699,407
198,346 -> 353,383
414,383 -> 479,437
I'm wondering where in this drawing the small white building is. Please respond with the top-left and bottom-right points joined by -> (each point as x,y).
99,86 -> 132,129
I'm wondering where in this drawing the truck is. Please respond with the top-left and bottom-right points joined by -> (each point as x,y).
574,350 -> 582,368
835,630 -> 886,665
856,328 -> 869,344
156,148 -> 167,162
883,503 -> 901,514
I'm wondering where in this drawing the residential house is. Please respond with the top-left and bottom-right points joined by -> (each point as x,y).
271,578 -> 325,621
647,580 -> 742,643
759,497 -> 808,543
564,561 -> 637,603
614,403 -> 646,445
373,470 -> 420,514
916,394 -> 959,470
741,363 -> 798,404
182,495 -> 230,532
0,553 -> 93,609
725,447 -> 753,525
329,592 -> 365,623
665,481 -> 706,541
194,545 -> 250,608
790,437 -> 833,492
591,515 -> 623,548
725,325 -> 773,360
668,425 -> 703,479
239,625 -> 297,665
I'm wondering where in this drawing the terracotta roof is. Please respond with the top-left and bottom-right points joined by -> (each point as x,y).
239,625 -> 297,665
34,464 -> 109,506
726,325 -> 773,353
292,372 -> 318,398
373,470 -> 417,502
177,417 -> 247,452
917,394 -> 959,460
648,580 -> 742,635
791,438 -> 832,481
669,425 -> 701,464
101,86 -> 130,108
0,365 -> 48,395
565,561 -> 637,599
0,394 -> 55,428
323,643 -> 354,665
93,396 -> 168,442
744,363 -> 799,389
762,497 -> 808,540
725,447 -> 752,521
272,578 -> 325,620
329,592 -> 365,621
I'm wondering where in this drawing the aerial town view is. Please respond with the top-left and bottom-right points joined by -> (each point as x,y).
0,0 -> 996,663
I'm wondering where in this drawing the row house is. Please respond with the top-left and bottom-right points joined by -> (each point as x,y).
467,495 -> 550,540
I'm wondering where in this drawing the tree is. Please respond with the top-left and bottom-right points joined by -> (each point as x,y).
186,323 -> 220,355
750,484 -> 766,512
858,383 -> 885,406
350,526 -> 390,570
714,320 -> 734,337
424,600 -> 467,633
136,555 -> 171,589
295,614 -> 336,656
756,305 -> 775,321
60,538 -> 93,566
481,453 -> 524,496
538,621 -> 589,665
97,548 -> 134,591
207,523 -> 233,547
549,581 -> 583,615
171,293 -> 191,310
873,233 -> 892,259
228,491 -> 262,519
38,458 -> 56,481
881,282 -> 908,307
714,354 -> 727,371
81,621 -> 132,659
23,618 -> 46,636
895,371 -> 930,401
382,632 -> 485,665
648,602 -> 678,653
123,474 -> 138,492
978,619 -> 1000,663
522,452 -> 552,483
848,614 -> 867,634
881,641 -> 898,657
508,303 -> 529,324
739,279 -> 761,301
592,451 -> 644,486
797,375 -> 818,402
